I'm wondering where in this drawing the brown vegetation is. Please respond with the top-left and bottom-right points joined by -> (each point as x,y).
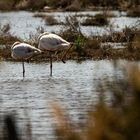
33,13 -> 60,25
0,0 -> 140,11
0,1 -> 13,10
44,15 -> 58,25
127,6 -> 140,17
0,21 -> 140,61
0,23 -> 21,60
65,0 -> 83,11
0,0 -> 47,11
82,13 -> 109,26
128,29 -> 140,51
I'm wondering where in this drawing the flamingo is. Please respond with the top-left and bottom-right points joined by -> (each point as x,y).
38,32 -> 73,76
11,41 -> 41,77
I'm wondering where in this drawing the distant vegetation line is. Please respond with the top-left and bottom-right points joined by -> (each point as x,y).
0,0 -> 140,11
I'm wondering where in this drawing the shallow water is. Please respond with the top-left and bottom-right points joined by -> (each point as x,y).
0,60 -> 135,139
0,11 -> 139,39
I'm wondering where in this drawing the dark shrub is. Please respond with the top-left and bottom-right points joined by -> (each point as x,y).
82,14 -> 109,26
44,15 -> 58,25
127,6 -> 140,17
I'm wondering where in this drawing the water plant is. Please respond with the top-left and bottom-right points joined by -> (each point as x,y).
0,23 -> 21,44
82,13 -> 109,26
59,15 -> 83,42
0,23 -> 21,60
44,15 -> 58,25
27,26 -> 45,45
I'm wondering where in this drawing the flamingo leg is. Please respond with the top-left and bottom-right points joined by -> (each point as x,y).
22,61 -> 25,77
49,52 -> 52,77
61,44 -> 73,63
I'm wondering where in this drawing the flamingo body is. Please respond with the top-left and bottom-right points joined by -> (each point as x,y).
38,32 -> 72,76
11,42 -> 41,60
38,33 -> 70,51
11,42 -> 41,77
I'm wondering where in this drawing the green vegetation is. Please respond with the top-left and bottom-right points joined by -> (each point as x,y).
74,35 -> 86,57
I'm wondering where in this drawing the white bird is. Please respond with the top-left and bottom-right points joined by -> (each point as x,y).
11,41 -> 41,77
38,32 -> 73,76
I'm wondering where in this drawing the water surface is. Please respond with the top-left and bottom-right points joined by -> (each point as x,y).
0,11 -> 139,39
0,60 -> 133,139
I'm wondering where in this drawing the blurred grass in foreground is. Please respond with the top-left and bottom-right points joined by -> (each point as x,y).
54,65 -> 140,140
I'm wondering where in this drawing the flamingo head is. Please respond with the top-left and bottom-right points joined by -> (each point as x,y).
37,32 -> 49,42
11,41 -> 21,48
